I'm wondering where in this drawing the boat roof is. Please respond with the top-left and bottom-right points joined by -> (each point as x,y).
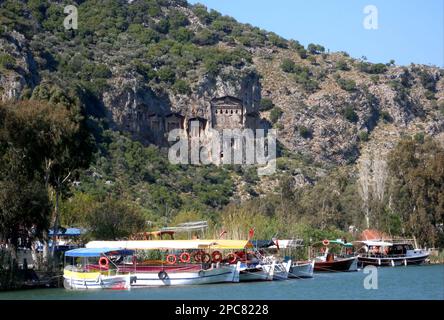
313,239 -> 354,247
354,240 -> 393,246
65,248 -> 134,257
85,240 -> 253,250
251,239 -> 304,249
327,239 -> 354,247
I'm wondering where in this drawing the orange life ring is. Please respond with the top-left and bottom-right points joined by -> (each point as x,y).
212,251 -> 222,263
227,253 -> 237,264
179,252 -> 191,263
99,257 -> 109,268
166,254 -> 177,265
322,239 -> 330,246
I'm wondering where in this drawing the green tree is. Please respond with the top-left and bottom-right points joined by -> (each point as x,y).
85,199 -> 146,240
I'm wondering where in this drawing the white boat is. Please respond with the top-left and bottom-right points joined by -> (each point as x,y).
66,239 -> 255,288
272,258 -> 292,280
355,240 -> 430,267
63,248 -> 132,290
239,260 -> 275,281
288,260 -> 314,278
128,263 -> 240,287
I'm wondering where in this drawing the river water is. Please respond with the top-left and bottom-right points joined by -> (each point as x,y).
1,264 -> 443,300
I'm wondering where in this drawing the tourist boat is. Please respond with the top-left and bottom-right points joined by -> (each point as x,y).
63,248 -> 133,290
312,239 -> 358,272
84,239 -> 252,287
355,240 -> 430,267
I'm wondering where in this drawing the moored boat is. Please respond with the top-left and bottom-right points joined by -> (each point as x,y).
355,240 -> 430,267
83,239 -> 253,287
312,239 -> 358,272
239,261 -> 275,281
289,260 -> 314,278
63,248 -> 132,290
273,259 -> 292,280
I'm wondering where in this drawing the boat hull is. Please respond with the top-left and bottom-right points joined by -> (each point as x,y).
63,270 -> 130,290
239,263 -> 274,281
273,260 -> 291,280
288,261 -> 314,278
314,256 -> 357,272
129,265 -> 239,287
358,253 -> 429,267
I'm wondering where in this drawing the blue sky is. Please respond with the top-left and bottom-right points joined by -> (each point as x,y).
188,0 -> 444,67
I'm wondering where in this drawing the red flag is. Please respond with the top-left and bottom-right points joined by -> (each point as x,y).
219,230 -> 227,239
248,228 -> 255,240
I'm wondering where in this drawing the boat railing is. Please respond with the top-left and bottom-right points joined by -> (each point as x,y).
359,253 -> 416,258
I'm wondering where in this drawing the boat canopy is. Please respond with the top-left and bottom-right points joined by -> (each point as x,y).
65,247 -> 134,257
251,239 -> 304,249
327,239 -> 354,247
85,240 -> 253,250
354,240 -> 393,247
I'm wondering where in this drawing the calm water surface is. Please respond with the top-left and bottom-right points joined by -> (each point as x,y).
1,264 -> 443,300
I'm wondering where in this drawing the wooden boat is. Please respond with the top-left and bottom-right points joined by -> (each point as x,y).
239,261 -> 275,281
63,248 -> 132,290
273,259 -> 292,280
81,239 -> 253,287
288,260 -> 314,278
312,239 -> 358,272
355,240 -> 430,267
250,239 -> 309,280
314,255 -> 357,272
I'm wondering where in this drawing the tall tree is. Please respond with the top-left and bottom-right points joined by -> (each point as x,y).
0,100 -> 94,260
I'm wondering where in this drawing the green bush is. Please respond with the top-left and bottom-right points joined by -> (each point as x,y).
173,79 -> 191,95
336,60 -> 350,71
336,77 -> 357,92
359,131 -> 369,142
357,62 -> 387,74
259,98 -> 274,111
380,111 -> 393,123
270,107 -> 283,123
157,66 -> 176,83
343,105 -> 359,123
170,27 -> 193,43
193,29 -> 219,45
307,43 -> 325,54
268,33 -> 287,48
0,54 -> 15,70
299,126 -> 313,139
281,58 -> 296,73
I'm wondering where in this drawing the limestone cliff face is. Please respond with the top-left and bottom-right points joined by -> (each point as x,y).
0,31 -> 39,102
101,66 -> 262,145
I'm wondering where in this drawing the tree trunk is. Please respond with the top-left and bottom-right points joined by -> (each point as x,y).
51,186 -> 60,258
